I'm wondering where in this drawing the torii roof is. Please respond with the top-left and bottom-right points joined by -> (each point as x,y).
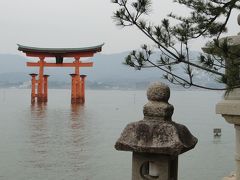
17,43 -> 104,57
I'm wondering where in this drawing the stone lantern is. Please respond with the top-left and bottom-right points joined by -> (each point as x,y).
115,82 -> 198,180
202,16 -> 240,180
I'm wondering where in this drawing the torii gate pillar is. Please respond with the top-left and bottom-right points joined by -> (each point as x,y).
69,74 -> 87,104
70,74 -> 77,104
43,75 -> 49,102
29,73 -> 38,103
29,72 -> 49,104
80,75 -> 87,104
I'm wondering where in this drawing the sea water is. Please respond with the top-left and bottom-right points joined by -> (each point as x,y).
0,89 -> 235,180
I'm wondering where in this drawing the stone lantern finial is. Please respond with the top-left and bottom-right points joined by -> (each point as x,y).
144,82 -> 173,121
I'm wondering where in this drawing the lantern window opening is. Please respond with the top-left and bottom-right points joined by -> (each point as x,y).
140,161 -> 160,179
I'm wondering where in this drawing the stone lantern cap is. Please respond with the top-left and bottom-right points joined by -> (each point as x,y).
202,34 -> 240,57
115,82 -> 198,156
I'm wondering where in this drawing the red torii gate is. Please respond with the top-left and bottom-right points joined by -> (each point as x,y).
18,44 -> 104,104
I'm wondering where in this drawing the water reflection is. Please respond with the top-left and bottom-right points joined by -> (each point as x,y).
71,104 -> 85,120
27,102 -> 91,179
69,104 -> 89,175
213,136 -> 222,144
28,102 -> 49,170
70,104 -> 86,130
30,102 -> 47,119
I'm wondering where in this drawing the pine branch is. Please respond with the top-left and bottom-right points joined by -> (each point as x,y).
112,0 -> 240,90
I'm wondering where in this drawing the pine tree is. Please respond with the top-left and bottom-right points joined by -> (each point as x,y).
112,0 -> 240,90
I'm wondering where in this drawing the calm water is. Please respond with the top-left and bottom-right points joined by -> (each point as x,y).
0,89 -> 235,180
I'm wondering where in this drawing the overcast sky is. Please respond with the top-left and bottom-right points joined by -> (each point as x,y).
0,0 -> 239,55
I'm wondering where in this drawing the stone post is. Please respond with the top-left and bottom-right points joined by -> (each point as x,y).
115,82 -> 198,180
216,89 -> 240,180
202,16 -> 240,180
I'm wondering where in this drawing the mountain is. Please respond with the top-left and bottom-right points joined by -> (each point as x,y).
0,52 -> 224,89
0,54 -> 29,73
0,52 -> 163,88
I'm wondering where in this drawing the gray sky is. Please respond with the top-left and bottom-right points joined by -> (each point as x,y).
0,0 -> 239,55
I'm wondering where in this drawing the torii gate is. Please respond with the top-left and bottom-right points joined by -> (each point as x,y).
17,44 -> 104,104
